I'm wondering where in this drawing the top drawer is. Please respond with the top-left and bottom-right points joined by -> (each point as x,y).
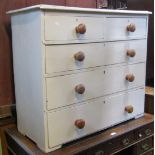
44,13 -> 147,43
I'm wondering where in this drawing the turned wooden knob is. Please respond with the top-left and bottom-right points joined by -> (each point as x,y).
127,49 -> 136,57
125,105 -> 134,113
76,23 -> 86,34
75,119 -> 85,129
74,51 -> 85,61
75,84 -> 85,94
126,74 -> 135,82
127,23 -> 136,32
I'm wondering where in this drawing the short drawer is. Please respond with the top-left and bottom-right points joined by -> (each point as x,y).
105,17 -> 147,41
133,137 -> 153,155
109,132 -> 134,153
47,89 -> 144,149
44,13 -> 105,42
45,40 -> 147,74
86,143 -> 108,155
135,123 -> 154,141
46,63 -> 145,110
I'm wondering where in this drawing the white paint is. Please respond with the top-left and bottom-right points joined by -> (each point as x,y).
47,88 -> 145,148
105,17 -> 147,40
9,5 -> 149,152
11,11 -> 48,151
44,13 -> 148,43
7,4 -> 152,15
45,14 -> 105,41
46,63 -> 146,110
45,40 -> 147,74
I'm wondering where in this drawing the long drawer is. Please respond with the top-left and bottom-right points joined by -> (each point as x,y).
44,13 -> 147,43
46,63 -> 145,110
45,40 -> 147,74
47,88 -> 145,149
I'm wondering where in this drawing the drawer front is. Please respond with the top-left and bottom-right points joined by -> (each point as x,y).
46,63 -> 145,110
47,88 -> 144,148
86,132 -> 135,155
44,13 -> 147,43
109,132 -> 135,154
45,40 -> 147,74
135,123 -> 154,141
105,17 -> 147,41
86,143 -> 108,155
142,150 -> 154,155
135,137 -> 153,155
44,13 -> 105,42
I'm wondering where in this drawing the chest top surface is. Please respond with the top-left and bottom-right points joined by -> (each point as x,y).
7,4 -> 152,15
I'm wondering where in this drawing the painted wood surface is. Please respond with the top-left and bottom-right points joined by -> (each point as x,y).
7,4 -> 151,15
47,88 -> 144,148
46,63 -> 145,110
45,40 -> 147,74
11,11 -> 47,151
9,6 -> 149,151
2,1 -> 151,153
44,14 -> 148,44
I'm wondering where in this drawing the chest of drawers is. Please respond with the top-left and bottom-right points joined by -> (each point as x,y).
8,5 -> 151,153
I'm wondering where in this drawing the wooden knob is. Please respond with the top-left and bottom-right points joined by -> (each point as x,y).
75,119 -> 85,129
125,105 -> 134,113
126,74 -> 135,82
76,23 -> 86,34
75,84 -> 85,94
127,23 -> 136,32
74,51 -> 85,61
127,49 -> 136,57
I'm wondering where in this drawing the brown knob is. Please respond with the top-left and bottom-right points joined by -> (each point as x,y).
127,49 -> 136,57
74,51 -> 85,61
125,105 -> 134,113
76,23 -> 86,34
75,84 -> 85,94
127,23 -> 136,32
75,119 -> 85,129
126,74 -> 135,82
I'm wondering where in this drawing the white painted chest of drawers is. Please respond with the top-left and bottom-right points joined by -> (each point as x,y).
8,5 -> 151,152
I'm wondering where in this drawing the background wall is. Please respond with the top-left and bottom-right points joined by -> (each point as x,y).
0,0 -> 27,107
0,0 -> 153,109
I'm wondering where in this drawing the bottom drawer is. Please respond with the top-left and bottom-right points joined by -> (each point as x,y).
47,88 -> 145,149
